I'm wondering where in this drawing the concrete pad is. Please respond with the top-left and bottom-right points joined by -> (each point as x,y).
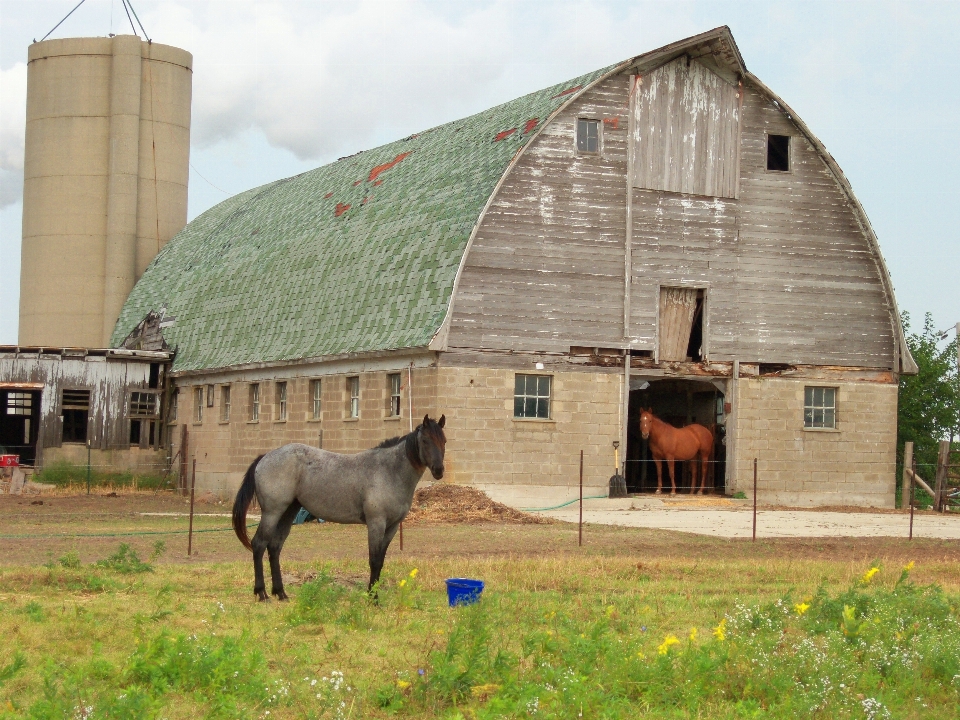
536,507 -> 960,540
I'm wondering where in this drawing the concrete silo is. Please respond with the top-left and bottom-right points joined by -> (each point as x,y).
18,35 -> 192,348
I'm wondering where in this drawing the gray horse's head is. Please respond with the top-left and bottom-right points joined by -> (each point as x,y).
418,414 -> 446,480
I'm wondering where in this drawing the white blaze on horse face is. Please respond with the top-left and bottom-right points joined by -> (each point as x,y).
640,412 -> 651,440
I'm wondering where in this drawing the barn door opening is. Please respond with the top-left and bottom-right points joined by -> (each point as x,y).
658,287 -> 705,362
0,389 -> 41,465
625,378 -> 725,494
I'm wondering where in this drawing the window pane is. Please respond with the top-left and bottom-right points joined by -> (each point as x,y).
515,375 -> 525,395
537,375 -> 550,397
514,397 -> 524,417
824,388 -> 836,408
576,119 -> 587,151
823,408 -> 835,429
804,408 -> 813,427
804,387 -> 814,406
536,397 -> 549,418
524,397 -> 536,417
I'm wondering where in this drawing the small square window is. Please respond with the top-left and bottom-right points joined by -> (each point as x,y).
804,386 -> 836,429
767,134 -> 790,171
576,118 -> 600,153
276,381 -> 287,421
130,391 -> 158,417
62,389 -> 90,443
310,379 -> 322,420
388,373 -> 401,417
220,385 -> 231,422
348,376 -> 360,418
249,383 -> 260,422
514,374 -> 551,419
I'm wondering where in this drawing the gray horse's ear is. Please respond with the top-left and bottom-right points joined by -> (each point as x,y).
438,414 -> 445,428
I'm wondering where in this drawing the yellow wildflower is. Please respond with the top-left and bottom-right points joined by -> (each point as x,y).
689,627 -> 697,642
794,602 -> 810,616
903,561 -> 915,572
713,618 -> 727,642
861,567 -> 880,584
398,579 -> 407,588
637,651 -> 646,660
605,605 -> 616,618
397,680 -> 411,690
409,568 -> 419,578
657,635 -> 680,655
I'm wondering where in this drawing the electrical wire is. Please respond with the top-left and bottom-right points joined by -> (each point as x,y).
119,0 -> 137,36
123,0 -> 151,41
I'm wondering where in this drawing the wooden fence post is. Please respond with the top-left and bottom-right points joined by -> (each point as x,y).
934,440 -> 950,512
901,442 -> 914,512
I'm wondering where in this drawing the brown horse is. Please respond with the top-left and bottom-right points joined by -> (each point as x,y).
639,409 -> 714,495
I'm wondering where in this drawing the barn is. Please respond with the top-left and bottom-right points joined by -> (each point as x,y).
114,27 -> 915,508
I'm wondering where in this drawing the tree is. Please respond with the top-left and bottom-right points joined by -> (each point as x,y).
897,312 -> 960,491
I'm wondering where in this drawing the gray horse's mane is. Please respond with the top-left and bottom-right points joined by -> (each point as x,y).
376,428 -> 418,449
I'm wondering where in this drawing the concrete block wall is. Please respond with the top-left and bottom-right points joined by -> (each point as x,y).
436,366 -> 621,507
173,366 -> 441,497
733,377 -> 898,507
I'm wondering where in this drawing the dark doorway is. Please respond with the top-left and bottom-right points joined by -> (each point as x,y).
625,379 -> 726,494
0,389 -> 42,465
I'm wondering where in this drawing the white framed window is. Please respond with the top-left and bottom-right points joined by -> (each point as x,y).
804,386 -> 837,429
576,118 -> 600,153
220,385 -> 231,422
6,392 -> 32,416
169,389 -> 178,422
249,383 -> 260,422
276,381 -> 287,421
388,373 -> 401,417
514,374 -> 551,419
205,384 -> 215,407
310,379 -> 322,420
348,376 -> 360,418
193,387 -> 203,423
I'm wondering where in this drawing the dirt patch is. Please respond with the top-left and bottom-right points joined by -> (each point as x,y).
404,483 -> 551,525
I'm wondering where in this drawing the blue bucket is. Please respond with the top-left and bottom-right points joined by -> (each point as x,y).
445,578 -> 484,607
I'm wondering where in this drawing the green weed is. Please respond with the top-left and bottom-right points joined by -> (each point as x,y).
95,544 -> 152,574
33,461 -> 168,490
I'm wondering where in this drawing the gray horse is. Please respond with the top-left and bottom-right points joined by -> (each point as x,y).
232,414 -> 446,601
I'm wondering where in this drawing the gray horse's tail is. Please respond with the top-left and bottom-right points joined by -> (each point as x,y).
233,455 -> 264,551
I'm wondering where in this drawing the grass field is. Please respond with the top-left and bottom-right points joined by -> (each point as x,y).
1,493 -> 958,719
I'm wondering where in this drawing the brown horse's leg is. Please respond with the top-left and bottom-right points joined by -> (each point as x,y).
690,458 -> 697,494
698,452 -> 707,494
667,458 -> 676,495
654,458 -> 663,494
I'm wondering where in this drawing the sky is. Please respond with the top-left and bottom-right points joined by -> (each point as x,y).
1,0 -> 958,346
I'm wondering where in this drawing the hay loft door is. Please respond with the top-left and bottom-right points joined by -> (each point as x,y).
658,287 -> 705,362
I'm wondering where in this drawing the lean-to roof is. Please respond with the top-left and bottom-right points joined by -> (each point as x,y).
111,65 -> 617,372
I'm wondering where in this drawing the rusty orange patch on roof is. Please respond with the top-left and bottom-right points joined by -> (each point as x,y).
334,202 -> 351,217
324,192 -> 333,199
523,118 -> 539,134
368,152 -> 411,183
552,84 -> 582,98
494,128 -> 517,142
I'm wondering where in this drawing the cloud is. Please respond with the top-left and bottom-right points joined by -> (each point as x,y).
0,62 -> 26,208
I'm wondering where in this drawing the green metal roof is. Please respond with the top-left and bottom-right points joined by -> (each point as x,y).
112,65 -> 617,372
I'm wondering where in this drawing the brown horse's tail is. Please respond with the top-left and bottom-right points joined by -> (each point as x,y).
232,455 -> 264,551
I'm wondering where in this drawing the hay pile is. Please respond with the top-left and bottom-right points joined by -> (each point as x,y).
404,483 -> 550,525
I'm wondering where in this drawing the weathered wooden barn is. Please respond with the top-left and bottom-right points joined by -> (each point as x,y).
113,27 -> 915,507
0,346 -> 170,471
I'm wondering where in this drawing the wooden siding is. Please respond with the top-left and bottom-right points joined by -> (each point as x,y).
447,74 -> 631,352
632,58 -> 740,199
0,351 -> 161,455
448,68 -> 896,370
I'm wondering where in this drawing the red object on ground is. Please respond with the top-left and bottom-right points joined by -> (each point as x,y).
0,455 -> 19,467
494,128 -> 517,142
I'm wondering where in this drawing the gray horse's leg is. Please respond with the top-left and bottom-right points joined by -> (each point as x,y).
267,501 -> 302,601
251,524 -> 270,601
366,517 -> 401,594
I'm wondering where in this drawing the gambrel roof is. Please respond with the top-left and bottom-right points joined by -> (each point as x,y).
113,27 -> 915,374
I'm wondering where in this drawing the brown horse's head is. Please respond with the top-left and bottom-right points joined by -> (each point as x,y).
418,414 -> 447,480
639,408 -> 654,440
